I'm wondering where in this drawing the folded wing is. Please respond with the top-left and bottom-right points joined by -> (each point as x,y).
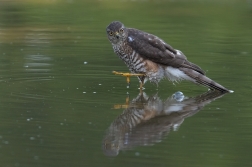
127,28 -> 205,75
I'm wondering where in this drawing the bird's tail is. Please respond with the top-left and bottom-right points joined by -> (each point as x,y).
180,68 -> 233,93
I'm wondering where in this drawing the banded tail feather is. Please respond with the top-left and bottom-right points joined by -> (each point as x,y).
180,68 -> 233,93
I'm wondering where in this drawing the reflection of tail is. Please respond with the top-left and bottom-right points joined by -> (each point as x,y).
180,68 -> 233,93
163,90 -> 226,119
194,90 -> 226,103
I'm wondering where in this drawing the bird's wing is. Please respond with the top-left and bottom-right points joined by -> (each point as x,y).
127,28 -> 205,75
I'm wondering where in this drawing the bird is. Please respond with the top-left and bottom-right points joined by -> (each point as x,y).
106,21 -> 233,93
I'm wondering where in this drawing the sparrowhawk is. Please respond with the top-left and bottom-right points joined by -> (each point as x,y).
106,21 -> 233,93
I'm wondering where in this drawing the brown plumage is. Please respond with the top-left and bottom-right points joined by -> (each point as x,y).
106,21 -> 233,93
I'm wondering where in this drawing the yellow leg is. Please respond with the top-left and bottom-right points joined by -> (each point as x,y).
112,71 -> 144,87
126,76 -> 130,85
140,82 -> 143,90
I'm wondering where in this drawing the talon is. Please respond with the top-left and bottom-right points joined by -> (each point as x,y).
112,71 -> 131,77
112,71 -> 144,77
112,71 -> 145,86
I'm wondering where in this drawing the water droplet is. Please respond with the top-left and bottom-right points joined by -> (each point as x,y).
172,91 -> 184,102
30,137 -> 35,140
34,156 -> 39,160
3,141 -> 9,144
135,152 -> 140,156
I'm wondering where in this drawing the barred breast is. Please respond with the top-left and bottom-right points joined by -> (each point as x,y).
113,43 -> 147,74
112,43 -> 165,84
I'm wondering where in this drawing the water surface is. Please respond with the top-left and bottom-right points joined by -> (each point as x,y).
0,0 -> 252,166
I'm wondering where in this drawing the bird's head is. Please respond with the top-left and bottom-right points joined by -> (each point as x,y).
106,21 -> 127,44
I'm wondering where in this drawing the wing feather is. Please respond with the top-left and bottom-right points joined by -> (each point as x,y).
127,28 -> 205,75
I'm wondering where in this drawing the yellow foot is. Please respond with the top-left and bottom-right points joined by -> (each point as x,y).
112,71 -> 144,86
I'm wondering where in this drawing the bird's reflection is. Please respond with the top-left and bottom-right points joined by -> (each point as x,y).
103,91 -> 227,156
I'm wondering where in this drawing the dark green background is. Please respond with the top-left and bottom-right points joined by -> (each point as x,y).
0,0 -> 251,166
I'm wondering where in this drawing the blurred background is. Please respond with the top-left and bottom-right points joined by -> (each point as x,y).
0,0 -> 252,166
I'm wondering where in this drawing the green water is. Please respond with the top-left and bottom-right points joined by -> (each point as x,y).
0,0 -> 252,166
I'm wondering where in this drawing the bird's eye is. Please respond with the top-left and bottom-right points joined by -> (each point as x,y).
109,31 -> 113,36
119,29 -> 124,33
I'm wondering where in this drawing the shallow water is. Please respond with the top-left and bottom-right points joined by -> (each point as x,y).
0,0 -> 252,166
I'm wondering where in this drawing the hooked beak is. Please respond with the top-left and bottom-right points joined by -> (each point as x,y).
115,32 -> 119,39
